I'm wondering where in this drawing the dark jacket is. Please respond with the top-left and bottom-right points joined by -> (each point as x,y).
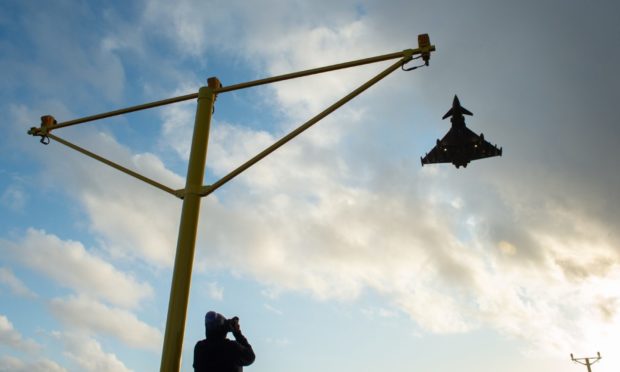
193,331 -> 255,372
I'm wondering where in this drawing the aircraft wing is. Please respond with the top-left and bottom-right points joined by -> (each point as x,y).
420,140 -> 451,165
468,136 -> 503,161
421,127 -> 502,168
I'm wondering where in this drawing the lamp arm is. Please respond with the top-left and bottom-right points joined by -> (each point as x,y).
201,54 -> 416,197
29,47 -> 432,133
45,133 -> 182,198
216,49 -> 418,93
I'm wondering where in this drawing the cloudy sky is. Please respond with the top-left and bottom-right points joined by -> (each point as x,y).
1,0 -> 619,371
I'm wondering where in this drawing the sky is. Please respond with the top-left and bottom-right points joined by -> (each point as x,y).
1,0 -> 619,371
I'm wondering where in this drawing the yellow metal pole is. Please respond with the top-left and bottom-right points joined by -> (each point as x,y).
160,77 -> 220,372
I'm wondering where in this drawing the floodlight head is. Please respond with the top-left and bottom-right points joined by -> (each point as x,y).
27,115 -> 57,144
41,115 -> 57,128
418,34 -> 432,65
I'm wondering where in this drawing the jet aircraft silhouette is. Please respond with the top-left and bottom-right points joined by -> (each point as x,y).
421,95 -> 502,168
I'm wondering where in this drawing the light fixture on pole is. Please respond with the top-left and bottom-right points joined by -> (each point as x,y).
28,35 -> 436,372
571,352 -> 602,372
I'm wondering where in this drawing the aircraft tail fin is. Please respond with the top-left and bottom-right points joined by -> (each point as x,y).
442,108 -> 454,120
443,95 -> 473,119
461,106 -> 473,116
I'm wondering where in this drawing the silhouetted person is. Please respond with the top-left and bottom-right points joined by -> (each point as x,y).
194,311 -> 255,372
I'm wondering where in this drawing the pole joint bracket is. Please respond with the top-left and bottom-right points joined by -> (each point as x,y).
199,185 -> 213,197
28,115 -> 58,145
174,185 -> 213,199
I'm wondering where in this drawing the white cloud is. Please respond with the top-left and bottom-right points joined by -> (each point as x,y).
250,22 -> 383,120
186,117 -> 620,354
141,0 -> 385,139
141,0 -> 364,59
0,268 -> 36,298
0,356 -> 67,372
361,307 -> 398,319
204,282 -> 224,301
207,122 -> 282,179
49,296 -> 162,351
0,185 -> 27,211
0,314 -> 40,352
43,130 -> 184,267
5,229 -> 152,309
263,304 -> 283,316
159,99 -> 197,160
60,333 -> 133,372
196,153 -> 480,304
264,337 -> 290,347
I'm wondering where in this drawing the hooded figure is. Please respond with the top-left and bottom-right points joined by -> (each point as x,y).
193,311 -> 256,372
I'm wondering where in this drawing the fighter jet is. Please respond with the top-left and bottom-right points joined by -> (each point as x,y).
421,95 -> 502,168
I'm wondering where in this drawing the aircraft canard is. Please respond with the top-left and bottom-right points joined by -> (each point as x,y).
421,95 -> 502,168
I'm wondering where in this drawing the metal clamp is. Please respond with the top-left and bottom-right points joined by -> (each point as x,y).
27,115 -> 58,145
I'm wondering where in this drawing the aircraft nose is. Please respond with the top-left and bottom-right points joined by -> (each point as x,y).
453,95 -> 460,106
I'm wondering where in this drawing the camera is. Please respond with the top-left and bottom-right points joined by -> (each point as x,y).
224,316 -> 239,333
